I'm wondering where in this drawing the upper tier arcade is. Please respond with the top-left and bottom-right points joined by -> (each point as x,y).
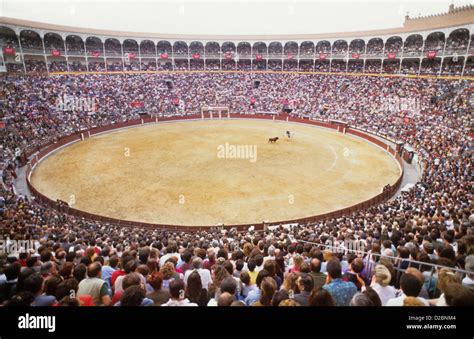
1,4 -> 473,76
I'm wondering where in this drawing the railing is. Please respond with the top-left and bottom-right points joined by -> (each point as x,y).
295,239 -> 473,294
25,114 -> 404,232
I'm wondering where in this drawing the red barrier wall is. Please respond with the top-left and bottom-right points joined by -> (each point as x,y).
25,115 -> 404,232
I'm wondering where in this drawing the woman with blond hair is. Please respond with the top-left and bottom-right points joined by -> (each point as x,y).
403,296 -> 426,306
367,264 -> 397,306
253,277 -> 277,306
289,255 -> 304,273
160,262 -> 180,289
281,272 -> 300,296
429,268 -> 461,306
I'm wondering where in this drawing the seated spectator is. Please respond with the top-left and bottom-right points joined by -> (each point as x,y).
350,292 -> 376,306
368,265 -> 397,306
290,255 -> 304,273
223,260 -> 242,295
101,255 -> 119,293
281,272 -> 300,295
184,257 -> 212,290
309,258 -> 326,290
271,290 -> 290,306
293,273 -> 314,306
245,270 -> 270,306
309,287 -> 335,306
342,257 -> 367,291
54,278 -> 79,305
185,270 -> 209,306
23,273 -> 57,306
161,279 -> 197,306
146,271 -> 170,306
240,271 -> 257,300
386,273 -> 429,306
247,258 -> 258,285
361,286 -> 382,306
443,283 -> 474,306
217,292 -> 235,306
208,276 -> 237,306
462,255 -> 474,292
77,263 -> 111,306
160,262 -> 180,290
4,292 -> 35,307
233,259 -> 245,278
263,260 -> 282,289
405,268 -> 430,299
429,268 -> 461,306
323,259 -> 357,306
178,250 -> 193,273
114,259 -> 138,293
0,263 -> 21,303
112,272 -> 148,305
118,285 -> 151,306
253,277 -> 277,306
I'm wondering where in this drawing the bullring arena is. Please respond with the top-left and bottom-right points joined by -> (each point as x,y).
1,1 -> 474,317
30,118 -> 401,226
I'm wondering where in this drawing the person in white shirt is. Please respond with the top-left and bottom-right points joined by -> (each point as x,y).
386,273 -> 429,306
161,279 -> 197,307
367,265 -> 398,306
263,245 -> 276,263
159,244 -> 180,268
462,255 -> 474,292
184,257 -> 212,290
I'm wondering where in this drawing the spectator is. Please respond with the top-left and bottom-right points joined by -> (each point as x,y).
146,271 -> 170,306
368,265 -> 397,306
323,259 -> 357,306
309,287 -> 335,306
309,258 -> 326,290
217,292 -> 235,306
386,273 -> 429,306
23,273 -> 57,306
253,277 -> 277,306
77,263 -> 111,306
293,273 -> 314,306
462,255 -> 474,292
161,279 -> 197,306
185,270 -> 209,306
184,257 -> 212,290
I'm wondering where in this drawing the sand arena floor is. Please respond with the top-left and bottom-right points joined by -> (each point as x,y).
30,119 -> 401,226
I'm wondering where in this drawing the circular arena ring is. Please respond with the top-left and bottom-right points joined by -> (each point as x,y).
26,114 -> 404,231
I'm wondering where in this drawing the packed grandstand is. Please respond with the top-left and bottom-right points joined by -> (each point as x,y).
0,5 -> 473,308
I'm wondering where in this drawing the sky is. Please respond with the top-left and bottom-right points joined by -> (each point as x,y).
0,0 -> 472,36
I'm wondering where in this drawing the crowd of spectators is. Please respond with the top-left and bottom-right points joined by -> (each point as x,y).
385,38 -> 403,54
424,35 -> 446,53
44,34 -> 65,53
48,61 -> 68,72
445,33 -> 470,54
24,59 -> 47,73
403,37 -> 423,56
104,40 -> 122,56
19,33 -> 43,52
237,44 -> 251,55
366,40 -> 384,56
0,72 -> 473,307
65,38 -> 85,54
